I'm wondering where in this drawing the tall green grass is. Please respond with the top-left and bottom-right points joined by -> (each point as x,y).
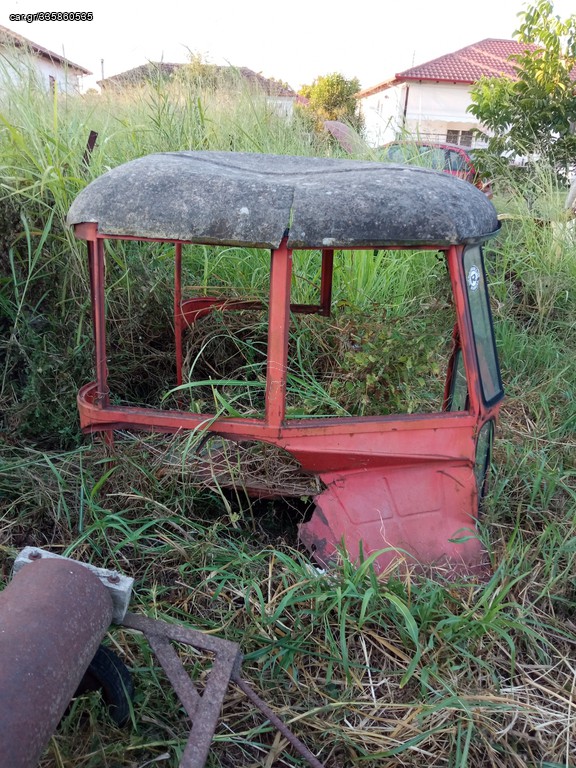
0,58 -> 575,767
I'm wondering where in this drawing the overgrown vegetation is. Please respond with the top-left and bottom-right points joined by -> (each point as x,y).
298,72 -> 363,133
469,0 -> 576,174
0,53 -> 575,768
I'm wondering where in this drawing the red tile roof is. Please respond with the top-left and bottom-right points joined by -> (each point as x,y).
357,39 -> 533,97
398,39 -> 533,83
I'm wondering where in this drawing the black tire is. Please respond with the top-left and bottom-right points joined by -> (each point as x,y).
75,644 -> 134,726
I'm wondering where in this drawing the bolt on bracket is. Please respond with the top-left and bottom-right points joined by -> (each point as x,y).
13,547 -> 134,623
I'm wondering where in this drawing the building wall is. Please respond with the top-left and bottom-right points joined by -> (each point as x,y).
405,82 -> 474,123
35,55 -> 82,93
360,80 -> 486,148
0,47 -> 82,94
266,96 -> 295,118
359,86 -> 405,147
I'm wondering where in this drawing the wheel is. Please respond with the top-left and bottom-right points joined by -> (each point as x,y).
75,644 -> 134,726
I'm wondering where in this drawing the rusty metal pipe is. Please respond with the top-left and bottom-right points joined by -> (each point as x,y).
0,558 -> 114,768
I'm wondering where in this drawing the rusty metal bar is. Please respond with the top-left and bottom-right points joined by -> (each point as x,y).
265,241 -> 292,428
81,129 -> 98,169
122,612 -> 241,768
232,675 -> 326,768
122,612 -> 241,656
121,612 -> 325,768
0,558 -> 114,768
92,236 -> 109,407
175,242 -> 184,387
147,632 -> 202,718
319,248 -> 334,316
181,642 -> 239,767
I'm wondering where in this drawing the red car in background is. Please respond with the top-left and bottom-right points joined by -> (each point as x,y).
380,141 -> 493,198
323,122 -> 493,198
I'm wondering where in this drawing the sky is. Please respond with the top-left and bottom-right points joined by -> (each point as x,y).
4,0 -> 576,92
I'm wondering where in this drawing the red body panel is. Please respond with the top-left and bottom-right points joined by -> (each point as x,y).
300,464 -> 483,572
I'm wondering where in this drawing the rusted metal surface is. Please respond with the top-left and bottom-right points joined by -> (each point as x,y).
0,558 -> 113,768
67,151 -> 500,248
0,552 -> 323,767
232,676 -> 326,768
122,611 -> 241,768
121,612 -> 325,768
81,129 -> 98,168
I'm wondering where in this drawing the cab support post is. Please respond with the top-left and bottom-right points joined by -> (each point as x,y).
265,241 -> 292,429
175,241 -> 184,387
88,236 -> 109,407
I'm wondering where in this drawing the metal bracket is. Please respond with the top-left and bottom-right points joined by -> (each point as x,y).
13,547 -> 134,623
121,612 -> 325,768
10,549 -> 323,766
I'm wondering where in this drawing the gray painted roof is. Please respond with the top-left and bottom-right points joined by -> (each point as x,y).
0,24 -> 91,74
68,151 -> 499,248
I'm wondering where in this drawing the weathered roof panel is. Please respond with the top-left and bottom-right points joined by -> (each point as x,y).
67,151 -> 499,248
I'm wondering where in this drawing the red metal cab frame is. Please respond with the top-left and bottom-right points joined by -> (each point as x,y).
69,151 -> 503,574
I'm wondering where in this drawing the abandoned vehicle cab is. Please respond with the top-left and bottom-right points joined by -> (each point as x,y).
68,151 -> 503,573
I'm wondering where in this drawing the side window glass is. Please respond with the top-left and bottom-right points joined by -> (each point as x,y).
447,150 -> 468,173
475,420 -> 494,499
388,146 -> 405,162
387,144 -> 418,163
447,347 -> 469,411
419,147 -> 445,170
463,245 -> 503,406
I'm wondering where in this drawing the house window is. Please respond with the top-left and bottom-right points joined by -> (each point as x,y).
446,129 -> 473,147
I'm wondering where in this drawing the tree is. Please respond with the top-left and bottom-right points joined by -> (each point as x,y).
298,73 -> 363,132
468,0 -> 576,172
177,52 -> 223,90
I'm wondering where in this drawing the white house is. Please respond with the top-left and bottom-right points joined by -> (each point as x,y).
357,39 -> 531,148
0,24 -> 90,94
